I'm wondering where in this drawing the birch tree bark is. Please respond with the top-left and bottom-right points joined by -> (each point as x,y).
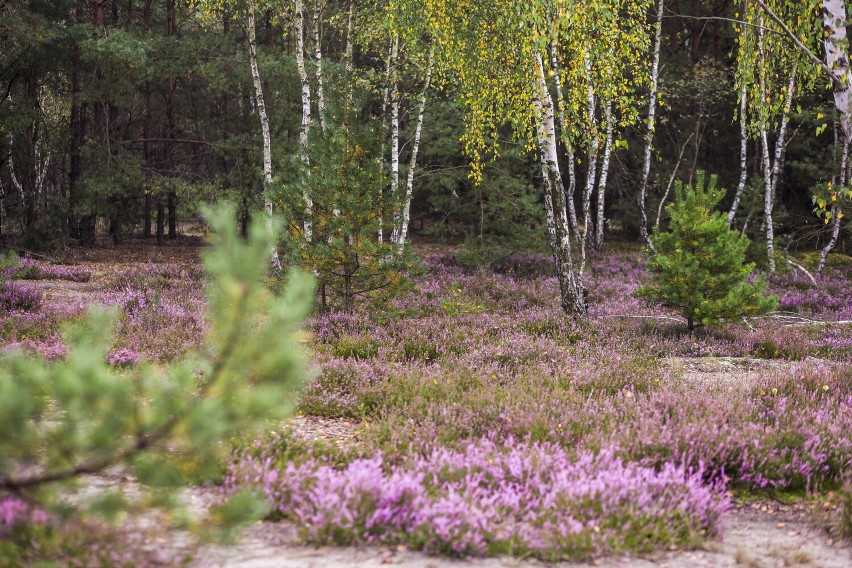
388,35 -> 400,244
312,1 -> 327,131
638,0 -> 663,250
533,53 -> 587,315
594,100 -> 613,250
377,37 -> 394,243
728,84 -> 749,226
295,0 -> 314,241
819,0 -> 852,273
580,55 -> 599,269
757,19 -> 797,274
549,42 -> 580,241
246,0 -> 281,269
393,50 -> 434,250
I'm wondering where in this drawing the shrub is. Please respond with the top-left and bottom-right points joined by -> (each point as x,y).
226,439 -> 728,560
635,172 -> 777,330
0,282 -> 42,314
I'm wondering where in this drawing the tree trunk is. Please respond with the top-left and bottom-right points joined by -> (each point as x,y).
548,41 -> 580,241
533,53 -> 586,316
580,55 -> 598,272
388,35 -> 400,244
393,49 -> 433,250
377,37 -> 394,243
166,0 -> 177,240
728,83 -> 749,226
819,138 -> 848,273
638,0 -> 663,249
141,0 -> 152,238
819,0 -> 852,272
295,0 -> 314,241
68,0 -> 85,239
756,19 -> 796,273
594,100 -> 613,250
312,2 -> 327,131
156,199 -> 165,245
246,0 -> 282,269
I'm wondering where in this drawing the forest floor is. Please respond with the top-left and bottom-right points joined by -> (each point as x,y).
5,236 -> 852,567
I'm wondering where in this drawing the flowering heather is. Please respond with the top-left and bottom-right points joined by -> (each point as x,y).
223,248 -> 852,559
0,281 -> 42,314
226,438 -> 728,560
3,257 -> 92,282
0,497 -> 48,534
103,263 -> 206,362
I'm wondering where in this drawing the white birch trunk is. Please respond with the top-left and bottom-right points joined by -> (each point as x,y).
246,0 -> 281,269
377,37 -> 394,243
580,55 -> 598,274
761,66 -> 796,273
312,2 -> 327,131
295,0 -> 313,242
533,52 -> 586,315
757,19 -> 774,270
639,0 -> 664,249
549,42 -> 580,241
344,1 -> 354,75
388,36 -> 400,244
819,0 -> 852,272
728,83 -> 749,226
594,101 -> 614,250
393,51 -> 434,250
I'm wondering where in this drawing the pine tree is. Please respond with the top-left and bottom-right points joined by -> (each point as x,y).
635,172 -> 777,330
280,89 -> 415,311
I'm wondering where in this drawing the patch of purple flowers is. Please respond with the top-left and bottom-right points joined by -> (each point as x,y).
0,282 -> 42,314
226,438 -> 728,559
4,258 -> 92,282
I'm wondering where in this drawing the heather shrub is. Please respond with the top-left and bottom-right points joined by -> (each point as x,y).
226,439 -> 728,560
329,334 -> 380,360
0,312 -> 59,342
299,357 -> 387,418
9,258 -> 92,283
0,282 -> 42,314
401,339 -> 440,361
751,337 -> 808,360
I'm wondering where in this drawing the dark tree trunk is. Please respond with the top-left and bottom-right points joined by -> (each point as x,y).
68,1 -> 86,239
168,191 -> 177,239
166,0 -> 177,240
142,0 -> 153,238
156,199 -> 165,245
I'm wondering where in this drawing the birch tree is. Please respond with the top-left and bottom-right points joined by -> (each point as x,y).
388,0 -> 652,316
735,0 -> 821,272
638,0 -> 664,249
818,0 -> 852,272
295,0 -> 314,241
392,49 -> 434,249
245,0 -> 281,268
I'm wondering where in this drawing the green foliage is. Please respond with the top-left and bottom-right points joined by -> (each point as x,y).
280,89 -> 415,311
635,172 -> 777,330
0,204 -> 312,532
812,180 -> 852,224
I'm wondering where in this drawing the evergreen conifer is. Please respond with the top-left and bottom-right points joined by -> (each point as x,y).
635,172 -> 777,330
